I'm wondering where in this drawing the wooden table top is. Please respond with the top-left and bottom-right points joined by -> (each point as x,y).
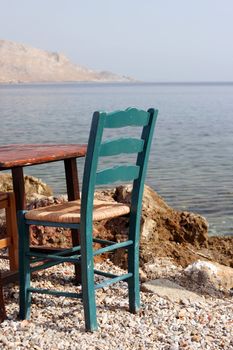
0,144 -> 87,169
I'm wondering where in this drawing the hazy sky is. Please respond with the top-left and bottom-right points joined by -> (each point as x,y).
1,0 -> 233,81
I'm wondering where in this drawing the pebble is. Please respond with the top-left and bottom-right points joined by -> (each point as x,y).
0,260 -> 232,349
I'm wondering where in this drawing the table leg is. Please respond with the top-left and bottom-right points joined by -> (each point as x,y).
64,158 -> 80,201
11,167 -> 26,211
64,158 -> 81,283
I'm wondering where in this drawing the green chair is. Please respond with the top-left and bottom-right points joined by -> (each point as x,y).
18,107 -> 158,331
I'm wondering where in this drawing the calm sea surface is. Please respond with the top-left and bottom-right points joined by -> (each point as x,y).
0,82 -> 232,236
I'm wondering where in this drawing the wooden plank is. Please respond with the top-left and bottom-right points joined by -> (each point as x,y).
0,238 -> 10,249
0,144 -> 87,169
104,108 -> 149,128
96,165 -> 140,185
99,138 -> 144,156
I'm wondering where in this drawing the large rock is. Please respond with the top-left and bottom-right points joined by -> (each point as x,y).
0,174 -> 53,239
0,173 -> 53,199
114,185 -> 208,245
114,184 -> 208,246
107,185 -> 209,267
141,278 -> 204,303
184,260 -> 233,293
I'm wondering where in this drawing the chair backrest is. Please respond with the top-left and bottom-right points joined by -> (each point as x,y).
80,107 -> 158,237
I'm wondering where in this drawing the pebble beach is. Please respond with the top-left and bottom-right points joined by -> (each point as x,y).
1,259 -> 232,350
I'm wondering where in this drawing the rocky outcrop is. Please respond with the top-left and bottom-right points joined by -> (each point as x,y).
0,40 -> 132,83
0,173 -> 52,198
0,175 -> 232,276
0,174 -> 53,238
113,185 -> 209,262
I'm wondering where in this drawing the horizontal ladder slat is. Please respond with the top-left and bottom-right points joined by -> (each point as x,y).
31,245 -> 81,256
95,273 -> 133,289
28,287 -> 82,299
26,219 -> 80,229
93,238 -> 116,245
104,108 -> 149,128
30,245 -> 81,263
94,269 -> 118,278
30,260 -> 64,273
99,138 -> 144,156
96,165 -> 140,185
93,240 -> 133,256
27,251 -> 81,263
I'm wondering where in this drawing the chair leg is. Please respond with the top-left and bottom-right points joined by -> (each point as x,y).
18,212 -> 31,320
0,280 -> 6,323
5,193 -> 18,271
128,245 -> 140,313
81,230 -> 98,332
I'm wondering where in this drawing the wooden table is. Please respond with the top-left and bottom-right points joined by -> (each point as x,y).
0,144 -> 87,281
0,144 -> 87,210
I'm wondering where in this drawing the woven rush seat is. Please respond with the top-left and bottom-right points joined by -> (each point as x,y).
25,199 -> 130,223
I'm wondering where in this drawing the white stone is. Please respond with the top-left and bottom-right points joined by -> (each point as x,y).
141,278 -> 204,303
184,260 -> 233,290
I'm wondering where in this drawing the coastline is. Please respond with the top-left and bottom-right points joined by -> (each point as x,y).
0,179 -> 232,348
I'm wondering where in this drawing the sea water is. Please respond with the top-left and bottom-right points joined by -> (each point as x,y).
0,82 -> 232,236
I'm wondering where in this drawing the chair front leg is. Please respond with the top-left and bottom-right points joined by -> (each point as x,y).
18,212 -> 31,320
81,228 -> 98,332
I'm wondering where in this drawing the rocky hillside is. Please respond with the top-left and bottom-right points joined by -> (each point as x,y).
0,40 -> 132,83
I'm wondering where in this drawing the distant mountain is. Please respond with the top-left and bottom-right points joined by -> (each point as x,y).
0,40 -> 133,83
